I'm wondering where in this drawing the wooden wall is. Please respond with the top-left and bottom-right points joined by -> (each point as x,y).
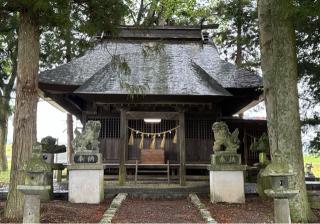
86,115 -> 267,165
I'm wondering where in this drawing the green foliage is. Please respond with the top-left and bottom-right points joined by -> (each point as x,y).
0,145 -> 12,184
211,0 -> 259,68
304,154 -> 320,177
128,0 -> 211,26
111,55 -> 131,76
75,0 -> 128,36
212,0 -> 319,152
250,133 -> 269,153
294,0 -> 320,152
0,12 -> 17,116
309,133 -> 320,155
141,41 -> 165,58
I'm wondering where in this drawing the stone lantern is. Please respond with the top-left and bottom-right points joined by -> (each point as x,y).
40,136 -> 66,201
262,160 -> 299,223
18,143 -> 51,223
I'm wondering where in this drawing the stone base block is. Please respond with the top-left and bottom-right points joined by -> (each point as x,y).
68,168 -> 104,204
23,194 -> 40,223
210,170 -> 245,203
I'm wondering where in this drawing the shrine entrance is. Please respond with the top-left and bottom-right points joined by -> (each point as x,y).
119,111 -> 186,186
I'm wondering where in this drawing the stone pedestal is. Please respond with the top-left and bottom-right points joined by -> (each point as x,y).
264,189 -> 299,223
18,185 -> 51,223
208,152 -> 246,203
208,165 -> 246,203
68,162 -> 104,204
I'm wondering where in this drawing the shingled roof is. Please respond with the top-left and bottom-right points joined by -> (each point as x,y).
39,27 -> 262,97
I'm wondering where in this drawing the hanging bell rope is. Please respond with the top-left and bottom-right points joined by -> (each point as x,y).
128,130 -> 134,145
160,133 -> 166,148
150,134 -> 156,149
139,134 -> 144,149
173,129 -> 178,144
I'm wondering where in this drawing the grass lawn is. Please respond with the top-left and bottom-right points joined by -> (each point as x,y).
304,154 -> 320,177
0,144 -> 11,184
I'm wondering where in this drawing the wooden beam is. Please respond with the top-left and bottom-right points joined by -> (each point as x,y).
118,108 -> 127,185
179,111 -> 186,186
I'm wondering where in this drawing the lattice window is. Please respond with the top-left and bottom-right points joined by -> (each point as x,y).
86,117 -> 120,138
186,119 -> 215,139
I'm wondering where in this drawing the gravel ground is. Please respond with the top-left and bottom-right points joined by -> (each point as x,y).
112,197 -> 205,223
0,199 -> 110,223
2,195 -> 320,223
202,195 -> 274,223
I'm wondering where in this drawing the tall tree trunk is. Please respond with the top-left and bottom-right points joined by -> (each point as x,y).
0,98 -> 9,171
64,0 -> 73,164
0,19 -> 18,172
143,0 -> 158,26
67,113 -> 73,163
235,0 -> 243,67
135,0 -> 144,25
4,10 -> 39,219
258,0 -> 315,222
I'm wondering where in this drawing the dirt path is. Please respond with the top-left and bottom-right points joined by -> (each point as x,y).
112,197 -> 205,223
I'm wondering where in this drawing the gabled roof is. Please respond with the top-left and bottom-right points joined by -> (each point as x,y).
39,27 -> 262,97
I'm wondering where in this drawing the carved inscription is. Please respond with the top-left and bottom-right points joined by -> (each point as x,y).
74,154 -> 98,163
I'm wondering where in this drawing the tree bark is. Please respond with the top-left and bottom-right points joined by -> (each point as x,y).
143,0 -> 159,26
258,0 -> 315,222
135,0 -> 144,25
0,98 -> 9,171
67,113 -> 73,163
235,0 -> 243,67
0,21 -> 18,172
64,0 -> 73,164
4,10 -> 39,219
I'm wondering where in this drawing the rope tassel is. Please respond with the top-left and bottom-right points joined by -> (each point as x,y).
139,134 -> 144,149
128,130 -> 134,145
150,134 -> 156,149
173,129 -> 178,144
160,133 -> 166,148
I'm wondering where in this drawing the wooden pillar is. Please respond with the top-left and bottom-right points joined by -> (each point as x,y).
179,111 -> 186,186
119,108 -> 127,185
243,128 -> 248,165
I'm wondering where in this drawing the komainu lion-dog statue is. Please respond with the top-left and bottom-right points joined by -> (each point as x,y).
72,121 -> 101,152
212,121 -> 240,153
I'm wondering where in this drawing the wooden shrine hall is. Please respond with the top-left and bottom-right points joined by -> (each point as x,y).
38,26 -> 266,185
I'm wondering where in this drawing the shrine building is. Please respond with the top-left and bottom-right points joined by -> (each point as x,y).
38,26 -> 266,185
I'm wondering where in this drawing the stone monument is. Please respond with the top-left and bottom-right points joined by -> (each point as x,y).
68,121 -> 104,204
208,122 -> 246,203
18,143 -> 51,223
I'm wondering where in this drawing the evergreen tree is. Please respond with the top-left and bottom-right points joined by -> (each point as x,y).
295,0 -> 320,153
211,0 -> 259,68
0,0 -> 128,218
258,0 -> 315,221
0,13 -> 17,171
128,0 -> 210,26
